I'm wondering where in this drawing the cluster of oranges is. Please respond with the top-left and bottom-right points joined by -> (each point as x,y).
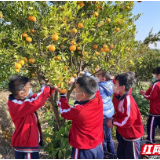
22,29 -> 35,43
14,57 -> 35,73
21,16 -> 36,43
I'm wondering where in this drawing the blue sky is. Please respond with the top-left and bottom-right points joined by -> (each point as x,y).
132,1 -> 160,49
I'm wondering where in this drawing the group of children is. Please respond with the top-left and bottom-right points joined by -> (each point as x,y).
7,66 -> 160,159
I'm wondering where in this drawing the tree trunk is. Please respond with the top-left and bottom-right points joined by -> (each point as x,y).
67,83 -> 75,101
49,91 -> 60,130
60,84 -> 75,127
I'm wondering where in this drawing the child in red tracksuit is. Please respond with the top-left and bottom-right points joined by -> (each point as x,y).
107,72 -> 144,159
8,76 -> 55,159
112,71 -> 135,109
56,76 -> 104,159
140,67 -> 160,143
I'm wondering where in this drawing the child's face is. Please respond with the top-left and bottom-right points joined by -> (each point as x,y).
75,84 -> 86,102
154,74 -> 160,80
97,71 -> 106,82
17,82 -> 32,99
113,80 -> 125,94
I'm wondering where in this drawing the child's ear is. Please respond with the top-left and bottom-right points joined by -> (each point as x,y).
18,90 -> 23,96
82,92 -> 86,98
122,85 -> 125,91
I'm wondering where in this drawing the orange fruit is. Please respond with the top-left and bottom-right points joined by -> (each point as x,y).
49,45 -> 56,51
95,65 -> 99,68
115,28 -> 120,32
125,6 -> 130,10
79,2 -> 84,7
30,29 -> 35,34
93,44 -> 98,49
29,58 -> 35,64
22,33 -> 28,38
103,45 -> 108,49
83,51 -> 87,55
40,113 -> 43,116
58,83 -> 61,88
23,57 -> 27,62
56,56 -> 61,61
16,69 -> 20,73
64,66 -> 68,71
110,44 -> 114,49
117,20 -> 121,24
72,28 -> 77,34
70,41 -> 76,45
78,23 -> 83,28
19,60 -> 25,66
26,37 -> 32,42
126,48 -> 130,52
15,63 -> 22,69
106,18 -> 111,23
70,45 -> 76,51
93,12 -> 98,17
95,51 -> 100,56
28,15 -> 36,22
99,48 -> 104,52
93,1 -> 98,4
73,74 -> 77,78
31,73 -> 35,77
59,78 -> 63,81
60,89 -> 67,94
97,5 -> 101,10
77,46 -> 81,50
52,33 -> 59,41
77,1 -> 82,4
60,45 -> 65,49
104,47 -> 110,52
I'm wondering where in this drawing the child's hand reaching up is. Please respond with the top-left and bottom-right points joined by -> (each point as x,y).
140,90 -> 145,96
51,85 -> 60,92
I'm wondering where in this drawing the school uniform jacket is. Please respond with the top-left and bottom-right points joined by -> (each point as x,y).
144,81 -> 160,115
113,93 -> 144,140
112,77 -> 132,111
8,85 -> 55,152
58,90 -> 104,149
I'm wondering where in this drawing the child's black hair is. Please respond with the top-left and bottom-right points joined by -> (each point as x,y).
152,68 -> 157,74
8,75 -> 30,96
153,67 -> 160,74
126,71 -> 137,83
115,73 -> 135,92
76,76 -> 98,96
100,70 -> 111,81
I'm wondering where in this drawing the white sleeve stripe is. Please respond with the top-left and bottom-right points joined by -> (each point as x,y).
12,85 -> 46,105
58,99 -> 79,114
114,95 -> 131,126
144,82 -> 157,98
59,107 -> 71,114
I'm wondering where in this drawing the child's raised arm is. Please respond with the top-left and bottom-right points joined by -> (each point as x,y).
8,85 -> 55,118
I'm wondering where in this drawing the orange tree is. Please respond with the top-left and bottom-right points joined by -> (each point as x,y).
129,30 -> 160,85
0,1 -> 143,158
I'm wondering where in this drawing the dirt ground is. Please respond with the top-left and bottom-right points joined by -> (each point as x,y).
0,91 -> 160,159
